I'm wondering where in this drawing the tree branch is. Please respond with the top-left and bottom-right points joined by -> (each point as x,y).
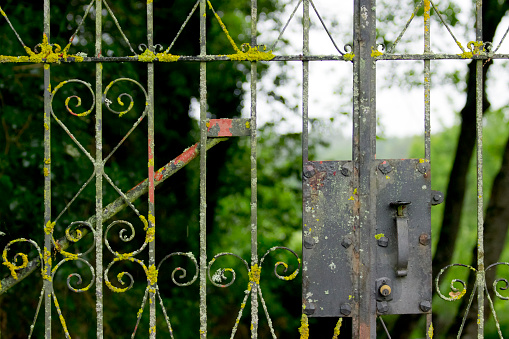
0,138 -> 227,295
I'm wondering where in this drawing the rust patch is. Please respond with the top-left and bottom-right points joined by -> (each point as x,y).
207,119 -> 233,137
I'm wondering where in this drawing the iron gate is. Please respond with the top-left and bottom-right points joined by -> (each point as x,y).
0,0 -> 507,337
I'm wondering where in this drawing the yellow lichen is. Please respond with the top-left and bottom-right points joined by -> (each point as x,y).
298,314 -> 309,339
148,158 -> 154,167
245,121 -> 250,129
148,212 -> 155,227
2,252 -> 28,280
115,252 -> 133,261
137,49 -> 156,62
0,55 -> 29,63
423,0 -> 430,23
66,227 -> 82,242
140,215 -> 149,231
44,220 -> 55,234
249,264 -> 261,285
207,1 -> 241,53
44,158 -> 51,164
42,247 -> 52,281
105,279 -> 129,293
44,122 -> 49,130
458,51 -> 473,59
149,326 -> 156,334
343,52 -> 355,61
61,252 -> 79,260
374,233 -> 385,240
146,264 -> 158,286
0,6 -> 6,17
137,307 -> 143,319
135,49 -> 180,62
145,227 -> 155,243
428,322 -> 434,338
227,44 -> 275,61
156,52 -> 180,62
371,47 -> 383,58
332,318 -> 342,338
147,0 -> 153,3
43,168 -> 49,177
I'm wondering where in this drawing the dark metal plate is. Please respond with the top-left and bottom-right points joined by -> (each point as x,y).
302,160 -> 355,317
375,159 -> 432,315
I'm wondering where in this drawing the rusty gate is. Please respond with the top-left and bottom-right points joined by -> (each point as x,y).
0,0 -> 506,337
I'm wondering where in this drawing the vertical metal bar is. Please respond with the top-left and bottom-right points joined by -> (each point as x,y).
424,4 -> 432,336
302,0 -> 309,163
424,0 -> 431,160
353,0 -> 377,337
475,0 -> 484,337
147,1 -> 156,337
95,0 -> 104,337
43,0 -> 51,337
199,0 -> 207,337
250,0 -> 259,337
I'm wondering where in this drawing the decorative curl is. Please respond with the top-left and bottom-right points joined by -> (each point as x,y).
486,262 -> 509,300
51,79 -> 95,117
104,220 -> 147,258
435,263 -> 476,301
157,252 -> 198,287
207,252 -> 248,288
104,257 -> 144,293
52,257 -> 95,293
260,246 -> 301,281
103,78 -> 148,117
57,221 -> 95,259
2,238 -> 41,280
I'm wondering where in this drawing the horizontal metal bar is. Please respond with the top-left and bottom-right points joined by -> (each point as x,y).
2,53 -> 509,63
206,118 -> 251,137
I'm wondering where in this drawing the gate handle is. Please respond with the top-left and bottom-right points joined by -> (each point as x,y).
390,201 -> 410,277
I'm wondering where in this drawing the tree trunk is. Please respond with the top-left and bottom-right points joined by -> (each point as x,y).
391,1 -> 509,336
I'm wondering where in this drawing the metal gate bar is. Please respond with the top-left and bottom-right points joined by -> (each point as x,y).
0,0 -> 506,337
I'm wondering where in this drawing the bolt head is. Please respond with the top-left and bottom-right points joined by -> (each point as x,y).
419,233 -> 430,246
303,302 -> 316,315
377,301 -> 389,314
303,165 -> 315,178
303,237 -> 316,249
377,236 -> 389,247
378,162 -> 393,175
340,303 -> 352,316
342,237 -> 352,248
419,300 -> 432,312
341,167 -> 350,176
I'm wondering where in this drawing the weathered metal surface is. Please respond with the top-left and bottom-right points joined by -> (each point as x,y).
206,118 -> 251,137
0,0 -> 499,337
375,159 -> 433,315
302,160 -> 354,317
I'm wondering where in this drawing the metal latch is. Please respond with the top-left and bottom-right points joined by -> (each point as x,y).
390,201 -> 411,277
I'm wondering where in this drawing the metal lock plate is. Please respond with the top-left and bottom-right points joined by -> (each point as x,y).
375,159 -> 432,314
302,160 -> 354,317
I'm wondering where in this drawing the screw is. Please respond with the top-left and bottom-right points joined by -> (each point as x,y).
419,233 -> 430,246
419,300 -> 432,312
342,237 -> 352,248
377,301 -> 389,314
340,303 -> 352,316
303,302 -> 316,315
377,236 -> 389,247
341,167 -> 350,176
303,237 -> 316,249
303,165 -> 315,178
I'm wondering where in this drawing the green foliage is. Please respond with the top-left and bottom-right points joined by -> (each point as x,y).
0,0 -> 294,338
